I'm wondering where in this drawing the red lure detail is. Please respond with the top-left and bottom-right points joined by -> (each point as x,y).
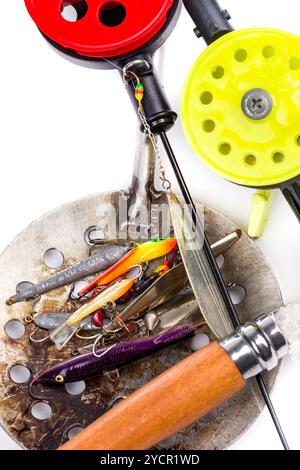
92,310 -> 105,328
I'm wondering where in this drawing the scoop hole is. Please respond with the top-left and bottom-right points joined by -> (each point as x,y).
245,154 -> 257,166
219,143 -> 231,155
203,120 -> 216,133
200,91 -> 213,105
65,380 -> 86,395
289,57 -> 300,70
43,248 -> 64,269
61,1 -> 88,22
30,402 -> 52,421
99,2 -> 126,27
16,281 -> 34,294
212,66 -> 225,79
189,333 -> 210,352
228,284 -> 246,305
273,152 -> 285,163
4,320 -> 26,340
67,425 -> 85,440
235,49 -> 248,62
9,365 -> 31,384
296,135 -> 300,146
263,45 -> 275,59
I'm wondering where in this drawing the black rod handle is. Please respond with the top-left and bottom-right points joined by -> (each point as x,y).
183,0 -> 233,44
119,56 -> 177,134
281,180 -> 300,222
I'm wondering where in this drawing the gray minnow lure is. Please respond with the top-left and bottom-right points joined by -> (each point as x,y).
6,244 -> 129,305
33,313 -> 100,331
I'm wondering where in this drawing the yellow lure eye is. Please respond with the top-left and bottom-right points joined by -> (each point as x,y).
55,374 -> 65,383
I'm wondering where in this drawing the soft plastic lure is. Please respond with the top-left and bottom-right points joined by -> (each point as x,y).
6,244 -> 129,305
32,323 -> 203,384
79,238 -> 177,297
50,278 -> 135,350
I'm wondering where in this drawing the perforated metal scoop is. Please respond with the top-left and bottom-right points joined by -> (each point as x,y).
0,131 -> 283,450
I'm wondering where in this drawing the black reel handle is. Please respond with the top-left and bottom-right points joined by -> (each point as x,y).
120,56 -> 177,134
281,180 -> 300,223
183,0 -> 233,44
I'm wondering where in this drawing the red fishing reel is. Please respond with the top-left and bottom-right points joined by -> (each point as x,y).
25,0 -> 179,61
24,0 -> 181,133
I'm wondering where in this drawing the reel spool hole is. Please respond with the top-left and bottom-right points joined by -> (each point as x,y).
99,2 -> 127,27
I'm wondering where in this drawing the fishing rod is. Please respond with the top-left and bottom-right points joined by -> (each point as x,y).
177,0 -> 290,449
23,0 -> 288,448
160,129 -> 289,449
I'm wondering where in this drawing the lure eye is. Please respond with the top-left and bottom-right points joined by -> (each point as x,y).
55,374 -> 65,383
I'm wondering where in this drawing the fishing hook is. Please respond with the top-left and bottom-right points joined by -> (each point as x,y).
75,327 -> 102,341
93,341 -> 117,359
29,327 -> 50,344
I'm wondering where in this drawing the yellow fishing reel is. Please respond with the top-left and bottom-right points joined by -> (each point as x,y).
181,28 -> 300,235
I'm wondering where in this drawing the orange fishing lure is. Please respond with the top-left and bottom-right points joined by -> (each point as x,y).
79,238 -> 177,296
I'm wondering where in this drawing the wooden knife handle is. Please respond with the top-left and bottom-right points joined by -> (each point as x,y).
59,342 -> 245,451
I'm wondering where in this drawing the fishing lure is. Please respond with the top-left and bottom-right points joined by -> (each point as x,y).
33,312 -> 105,332
30,312 -> 103,344
31,323 -> 204,385
144,287 -> 201,334
133,244 -> 179,296
50,278 -> 136,350
79,238 -> 177,297
95,230 -> 241,339
6,244 -> 130,305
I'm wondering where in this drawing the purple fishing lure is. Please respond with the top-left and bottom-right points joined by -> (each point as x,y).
31,324 -> 199,384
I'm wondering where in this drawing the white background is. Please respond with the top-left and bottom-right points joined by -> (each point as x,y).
0,0 -> 300,450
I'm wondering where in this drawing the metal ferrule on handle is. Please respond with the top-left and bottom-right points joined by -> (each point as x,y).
221,314 -> 288,380
60,314 -> 289,451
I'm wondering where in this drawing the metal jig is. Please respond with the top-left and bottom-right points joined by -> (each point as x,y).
7,244 -> 130,305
